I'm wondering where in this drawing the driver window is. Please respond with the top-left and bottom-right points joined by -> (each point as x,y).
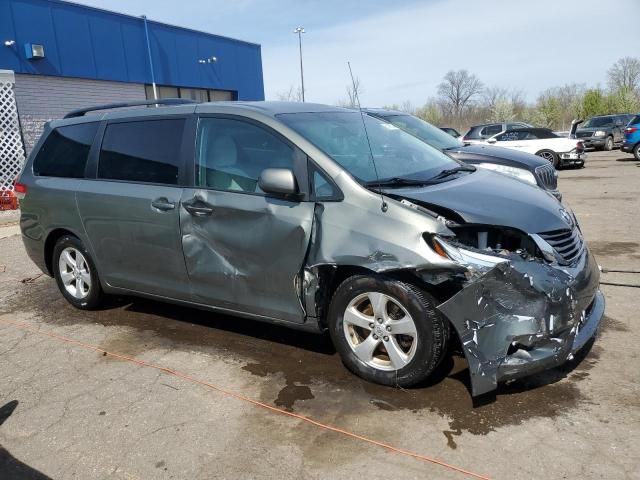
196,118 -> 295,194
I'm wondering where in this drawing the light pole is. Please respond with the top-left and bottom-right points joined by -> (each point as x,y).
293,26 -> 305,102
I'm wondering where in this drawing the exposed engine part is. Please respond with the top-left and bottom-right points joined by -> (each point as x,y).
449,225 -> 540,260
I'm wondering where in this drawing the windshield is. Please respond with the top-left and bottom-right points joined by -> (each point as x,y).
278,111 -> 460,183
382,115 -> 463,150
583,116 -> 614,128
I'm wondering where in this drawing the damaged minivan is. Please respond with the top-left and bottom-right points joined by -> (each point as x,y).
17,100 -> 604,397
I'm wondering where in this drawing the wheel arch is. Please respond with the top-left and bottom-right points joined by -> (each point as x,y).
310,264 -> 460,330
44,228 -> 80,276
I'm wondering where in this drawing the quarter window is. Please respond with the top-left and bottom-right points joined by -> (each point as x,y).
482,125 -> 502,137
196,118 -> 295,194
33,123 -> 99,178
98,119 -> 185,185
310,164 -> 340,200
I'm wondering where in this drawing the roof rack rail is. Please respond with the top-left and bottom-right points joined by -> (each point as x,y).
64,98 -> 196,119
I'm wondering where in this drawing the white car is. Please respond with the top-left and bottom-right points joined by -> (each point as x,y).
486,127 -> 586,168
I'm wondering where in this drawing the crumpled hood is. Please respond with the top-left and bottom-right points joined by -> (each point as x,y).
383,168 -> 570,234
448,144 -> 549,168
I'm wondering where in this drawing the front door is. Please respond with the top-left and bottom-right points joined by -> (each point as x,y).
77,117 -> 191,300
180,116 -> 314,323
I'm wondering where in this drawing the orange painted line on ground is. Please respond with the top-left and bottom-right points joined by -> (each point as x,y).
0,317 -> 491,480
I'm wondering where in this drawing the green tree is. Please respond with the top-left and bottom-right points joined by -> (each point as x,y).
582,89 -> 608,117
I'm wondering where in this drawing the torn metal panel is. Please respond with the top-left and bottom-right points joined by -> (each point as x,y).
438,249 -> 602,397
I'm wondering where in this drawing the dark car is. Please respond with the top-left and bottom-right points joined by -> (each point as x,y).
440,127 -> 461,138
462,121 -> 532,143
575,114 -> 633,150
16,100 -> 603,398
364,109 -> 560,200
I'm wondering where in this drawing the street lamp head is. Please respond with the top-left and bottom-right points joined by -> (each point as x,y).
293,27 -> 305,34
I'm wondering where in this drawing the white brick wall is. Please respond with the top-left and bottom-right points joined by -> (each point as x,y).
14,74 -> 145,153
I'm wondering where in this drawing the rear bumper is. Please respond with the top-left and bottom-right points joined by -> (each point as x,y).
621,141 -> 636,153
438,247 -> 602,397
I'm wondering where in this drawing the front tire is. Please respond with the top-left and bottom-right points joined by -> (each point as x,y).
604,136 -> 613,151
328,275 -> 448,388
53,235 -> 104,310
633,143 -> 640,161
536,149 -> 559,168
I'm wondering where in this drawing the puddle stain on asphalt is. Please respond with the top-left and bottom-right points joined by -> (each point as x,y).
4,280 -> 602,450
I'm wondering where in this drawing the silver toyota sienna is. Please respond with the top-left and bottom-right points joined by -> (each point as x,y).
17,100 -> 604,398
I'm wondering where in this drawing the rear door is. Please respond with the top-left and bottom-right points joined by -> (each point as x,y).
179,115 -> 315,323
76,116 -> 192,300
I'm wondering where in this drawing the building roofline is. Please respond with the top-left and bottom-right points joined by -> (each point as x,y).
46,0 -> 261,48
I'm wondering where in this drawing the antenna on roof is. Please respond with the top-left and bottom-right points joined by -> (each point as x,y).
347,61 -> 387,213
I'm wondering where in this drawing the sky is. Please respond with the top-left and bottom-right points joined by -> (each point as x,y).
71,0 -> 640,106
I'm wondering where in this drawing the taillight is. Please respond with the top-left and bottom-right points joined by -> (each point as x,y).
626,127 -> 638,134
14,182 -> 27,199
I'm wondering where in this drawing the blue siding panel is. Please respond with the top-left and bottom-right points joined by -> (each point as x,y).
0,0 -> 264,100
51,6 -> 96,78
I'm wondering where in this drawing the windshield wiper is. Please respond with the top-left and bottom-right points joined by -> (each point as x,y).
430,165 -> 476,180
364,177 -> 431,188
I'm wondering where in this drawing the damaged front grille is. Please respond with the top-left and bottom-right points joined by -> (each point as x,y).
534,163 -> 558,190
538,227 -> 584,264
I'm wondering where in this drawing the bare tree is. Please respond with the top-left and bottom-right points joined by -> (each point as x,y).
607,57 -> 640,93
483,86 -> 508,110
437,69 -> 483,118
276,85 -> 303,102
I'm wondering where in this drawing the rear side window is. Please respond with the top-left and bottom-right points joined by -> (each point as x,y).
33,123 -> 99,178
98,119 -> 185,185
481,124 -> 503,137
630,115 -> 640,125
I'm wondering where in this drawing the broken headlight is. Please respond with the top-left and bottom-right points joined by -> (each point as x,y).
475,163 -> 537,186
429,235 -> 508,274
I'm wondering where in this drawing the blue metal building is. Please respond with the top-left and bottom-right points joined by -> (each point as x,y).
0,0 -> 265,152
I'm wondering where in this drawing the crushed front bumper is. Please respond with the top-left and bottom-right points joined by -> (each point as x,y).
437,248 -> 603,396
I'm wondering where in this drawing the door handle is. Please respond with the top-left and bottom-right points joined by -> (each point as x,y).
183,202 -> 214,217
151,198 -> 176,211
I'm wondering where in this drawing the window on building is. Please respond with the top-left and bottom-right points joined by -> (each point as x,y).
196,118 -> 294,193
145,85 -> 179,100
180,88 -> 209,102
98,119 -> 185,185
33,122 -> 99,178
209,90 -> 236,101
145,85 -> 237,102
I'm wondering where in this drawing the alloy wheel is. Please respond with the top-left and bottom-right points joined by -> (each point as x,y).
342,292 -> 418,371
539,151 -> 555,163
58,247 -> 92,299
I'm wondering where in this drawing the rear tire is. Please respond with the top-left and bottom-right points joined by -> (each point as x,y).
536,149 -> 559,168
633,143 -> 640,161
53,235 -> 104,310
604,136 -> 613,151
328,275 -> 448,388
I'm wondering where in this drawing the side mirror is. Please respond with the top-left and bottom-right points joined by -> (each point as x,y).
258,168 -> 298,196
487,138 -> 497,144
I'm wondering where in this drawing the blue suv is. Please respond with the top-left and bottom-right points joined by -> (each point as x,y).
621,114 -> 640,160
